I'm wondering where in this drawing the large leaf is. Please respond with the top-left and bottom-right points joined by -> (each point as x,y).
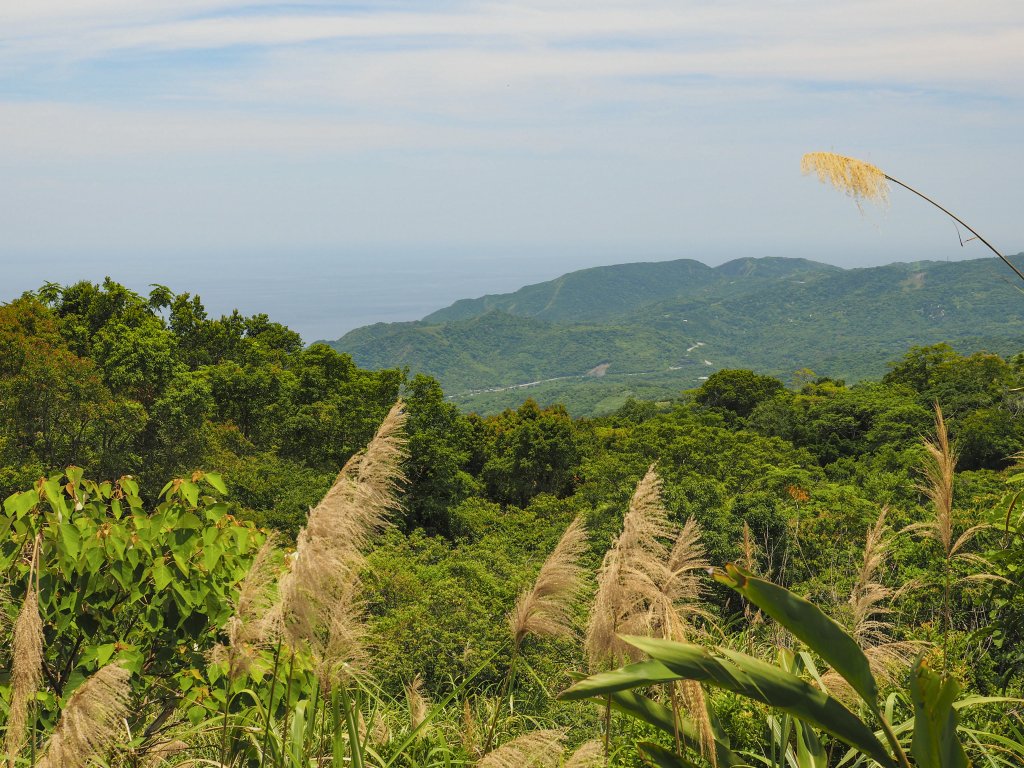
714,564 -> 879,713
607,689 -> 745,767
795,718 -> 827,768
619,637 -> 896,768
637,741 -> 701,768
909,660 -> 968,768
559,660 -> 680,697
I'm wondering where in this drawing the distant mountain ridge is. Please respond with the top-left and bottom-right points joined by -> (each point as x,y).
327,256 -> 1024,415
424,256 -> 840,324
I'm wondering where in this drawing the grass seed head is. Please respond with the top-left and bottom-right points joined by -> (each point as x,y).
5,585 -> 44,764
801,152 -> 889,206
36,663 -> 133,768
509,516 -> 588,646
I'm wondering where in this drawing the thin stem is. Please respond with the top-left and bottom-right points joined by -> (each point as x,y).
602,695 -> 612,761
482,643 -> 519,754
943,553 -> 952,677
258,641 -> 283,768
277,651 -> 297,768
341,685 -> 365,768
877,713 -> 913,768
884,175 -> 1024,284
668,682 -> 683,757
219,683 -> 232,767
303,678 -> 321,766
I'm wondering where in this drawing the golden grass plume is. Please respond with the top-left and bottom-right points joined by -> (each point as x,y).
476,729 -> 565,768
279,401 -> 407,661
564,740 -> 603,768
36,663 -> 132,768
586,466 -> 672,668
801,152 -> 889,206
210,531 -> 279,681
914,404 -> 957,554
509,516 -> 588,646
826,507 -> 921,697
5,583 -> 43,765
406,674 -> 431,735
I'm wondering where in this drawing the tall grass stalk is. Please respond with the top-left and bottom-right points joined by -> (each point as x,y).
802,151 -> 1024,284
6,535 -> 43,768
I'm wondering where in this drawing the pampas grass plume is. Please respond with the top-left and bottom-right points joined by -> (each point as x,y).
801,152 -> 889,206
406,674 -> 430,735
36,663 -> 132,768
586,466 -> 671,667
509,516 -> 588,646
477,729 -> 565,768
279,401 -> 407,656
564,740 -> 603,768
5,584 -> 43,765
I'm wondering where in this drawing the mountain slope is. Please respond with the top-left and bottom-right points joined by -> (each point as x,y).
328,256 -> 1024,414
424,256 -> 840,324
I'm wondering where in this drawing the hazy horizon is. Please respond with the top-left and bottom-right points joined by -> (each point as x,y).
3,1 -> 1022,315
3,248 -> 1015,343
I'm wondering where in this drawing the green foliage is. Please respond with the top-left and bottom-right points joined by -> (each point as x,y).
330,257 -> 1024,416
695,369 -> 785,418
0,467 -> 262,727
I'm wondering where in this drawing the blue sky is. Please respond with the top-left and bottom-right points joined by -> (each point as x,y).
1,1 -> 1022,336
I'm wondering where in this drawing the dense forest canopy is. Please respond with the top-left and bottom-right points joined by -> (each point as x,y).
1,278 -> 1023,766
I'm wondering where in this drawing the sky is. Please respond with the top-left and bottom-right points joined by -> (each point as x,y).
2,1 -> 1022,339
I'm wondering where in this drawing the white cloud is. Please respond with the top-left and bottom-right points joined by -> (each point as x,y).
0,0 -> 1021,263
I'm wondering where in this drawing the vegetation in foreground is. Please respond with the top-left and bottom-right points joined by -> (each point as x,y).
1,278 -> 1023,765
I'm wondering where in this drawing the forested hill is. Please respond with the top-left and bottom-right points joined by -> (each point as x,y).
329,256 -> 1024,414
424,256 -> 840,324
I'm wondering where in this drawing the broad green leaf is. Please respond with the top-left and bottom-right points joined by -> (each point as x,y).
624,636 -> 896,768
607,689 -> 745,767
181,481 -> 200,507
558,659 -> 681,697
6,489 -> 39,517
172,551 -> 190,575
122,477 -> 139,497
714,564 -> 879,712
909,659 -> 968,768
637,742 -> 701,768
153,563 -> 172,590
795,718 -> 827,768
204,472 -> 227,495
43,477 -> 68,517
202,545 -> 222,572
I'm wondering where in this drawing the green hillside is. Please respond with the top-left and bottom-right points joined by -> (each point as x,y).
425,255 -> 839,323
329,256 -> 1024,414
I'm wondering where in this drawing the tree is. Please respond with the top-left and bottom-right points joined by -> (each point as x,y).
482,400 -> 581,507
695,369 -> 785,418
402,374 -> 475,534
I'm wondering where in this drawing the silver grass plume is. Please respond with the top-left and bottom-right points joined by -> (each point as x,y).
586,466 -> 672,668
915,405 -> 957,556
647,518 -> 716,763
509,517 -> 588,647
406,675 -> 430,736
476,729 -> 565,768
907,405 -> 1002,576
36,663 -> 132,768
141,739 -> 188,767
564,740 -> 603,768
5,583 -> 43,765
278,402 -> 407,680
826,507 -> 920,698
210,532 -> 279,681
461,699 -> 480,757
358,709 -> 392,748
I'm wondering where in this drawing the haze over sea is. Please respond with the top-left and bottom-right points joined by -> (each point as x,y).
3,245 -> 1000,344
